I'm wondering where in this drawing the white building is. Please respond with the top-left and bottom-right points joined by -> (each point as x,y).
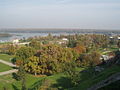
12,38 -> 19,44
19,42 -> 30,45
62,38 -> 68,41
118,37 -> 120,40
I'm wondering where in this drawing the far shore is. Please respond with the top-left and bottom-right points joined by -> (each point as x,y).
0,33 -> 12,37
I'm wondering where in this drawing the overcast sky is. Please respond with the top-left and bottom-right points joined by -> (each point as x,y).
0,0 -> 120,29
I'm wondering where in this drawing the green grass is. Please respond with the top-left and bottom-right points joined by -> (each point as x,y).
0,67 -> 86,90
70,65 -> 120,90
0,54 -> 13,62
0,54 -> 120,90
0,42 -> 12,45
0,73 -> 66,90
97,46 -> 118,55
0,63 -> 12,72
0,74 -> 44,90
0,67 -> 83,89
98,80 -> 120,90
0,65 -> 120,90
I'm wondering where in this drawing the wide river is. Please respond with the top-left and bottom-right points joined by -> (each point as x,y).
0,30 -> 115,42
0,32 -> 70,42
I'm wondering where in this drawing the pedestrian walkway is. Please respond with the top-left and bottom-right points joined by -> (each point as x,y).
0,59 -> 17,76
0,59 -> 16,67
0,69 -> 18,76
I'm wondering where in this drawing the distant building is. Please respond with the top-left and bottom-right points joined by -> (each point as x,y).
62,38 -> 68,41
109,36 -> 113,39
12,38 -> 19,44
100,55 -> 114,61
56,38 -> 68,45
100,55 -> 109,61
118,37 -> 120,40
18,42 -> 30,45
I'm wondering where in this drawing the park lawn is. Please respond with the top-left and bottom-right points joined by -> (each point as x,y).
0,73 -> 65,90
1,65 -> 119,90
0,54 -> 13,62
0,67 -> 84,90
0,63 -> 12,72
70,65 -> 120,90
0,74 -> 45,90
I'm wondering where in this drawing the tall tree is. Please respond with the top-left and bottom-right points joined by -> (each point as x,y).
29,40 -> 42,50
16,46 -> 35,63
16,46 -> 35,90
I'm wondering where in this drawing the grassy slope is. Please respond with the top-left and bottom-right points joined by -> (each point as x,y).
0,65 -> 119,90
0,74 -> 44,90
0,73 -> 65,90
70,65 -> 120,90
0,62 -> 119,90
0,63 -> 12,72
0,49 -> 119,90
98,80 -> 120,90
0,68 -> 84,90
0,54 -> 13,62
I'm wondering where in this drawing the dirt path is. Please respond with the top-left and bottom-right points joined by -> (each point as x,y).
0,59 -> 16,67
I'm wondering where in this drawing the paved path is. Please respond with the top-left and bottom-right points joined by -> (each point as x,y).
0,59 -> 16,67
0,69 -> 18,76
0,59 -> 17,76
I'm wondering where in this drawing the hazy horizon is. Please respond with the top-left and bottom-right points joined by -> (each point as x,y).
0,0 -> 120,30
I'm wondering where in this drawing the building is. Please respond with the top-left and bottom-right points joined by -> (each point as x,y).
12,38 -> 19,44
62,38 -> 68,41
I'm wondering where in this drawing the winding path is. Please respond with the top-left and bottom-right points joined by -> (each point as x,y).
0,59 -> 17,76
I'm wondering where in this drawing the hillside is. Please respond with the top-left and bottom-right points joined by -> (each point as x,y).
69,51 -> 120,90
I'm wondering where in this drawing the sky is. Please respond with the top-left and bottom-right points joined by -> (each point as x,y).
0,0 -> 120,29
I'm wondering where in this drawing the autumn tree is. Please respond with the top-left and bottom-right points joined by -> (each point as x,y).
76,51 -> 101,67
73,45 -> 86,54
24,44 -> 76,75
90,51 -> 101,66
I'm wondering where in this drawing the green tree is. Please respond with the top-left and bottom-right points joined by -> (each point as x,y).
29,40 -> 42,50
16,46 -> 35,63
117,40 -> 120,48
7,44 -> 17,55
16,46 -> 35,90
68,35 -> 77,48
17,64 -> 27,90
